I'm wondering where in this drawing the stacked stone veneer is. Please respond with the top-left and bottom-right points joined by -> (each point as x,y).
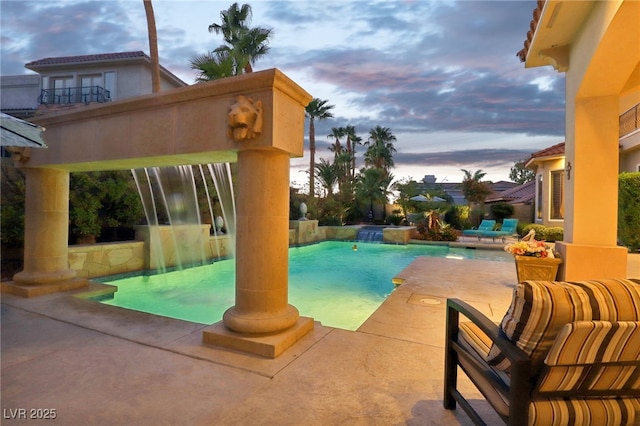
69,226 -> 233,279
69,241 -> 145,279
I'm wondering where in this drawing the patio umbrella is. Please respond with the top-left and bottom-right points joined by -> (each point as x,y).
410,194 -> 447,202
0,113 -> 47,148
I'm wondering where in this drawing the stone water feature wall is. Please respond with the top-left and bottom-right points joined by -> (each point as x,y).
69,224 -> 415,278
69,241 -> 145,279
69,226 -> 233,278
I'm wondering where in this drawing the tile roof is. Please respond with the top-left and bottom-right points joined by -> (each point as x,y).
516,0 -> 547,62
24,51 -> 187,87
486,180 -> 535,204
26,51 -> 148,67
530,141 -> 565,159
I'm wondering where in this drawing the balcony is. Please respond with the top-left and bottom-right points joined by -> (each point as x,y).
38,86 -> 111,105
620,103 -> 640,138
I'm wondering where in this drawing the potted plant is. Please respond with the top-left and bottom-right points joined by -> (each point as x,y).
504,232 -> 562,282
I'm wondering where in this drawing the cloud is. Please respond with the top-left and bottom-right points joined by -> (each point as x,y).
0,0 -> 564,184
0,1 -> 146,75
394,148 -> 532,168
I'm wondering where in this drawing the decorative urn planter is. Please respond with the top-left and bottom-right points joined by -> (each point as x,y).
514,255 -> 562,282
215,216 -> 224,234
299,202 -> 308,220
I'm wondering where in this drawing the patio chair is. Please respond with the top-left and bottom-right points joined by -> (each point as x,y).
444,278 -> 640,426
461,220 -> 496,240
479,218 -> 519,242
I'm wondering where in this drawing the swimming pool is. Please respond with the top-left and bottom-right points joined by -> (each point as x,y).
98,241 -> 511,330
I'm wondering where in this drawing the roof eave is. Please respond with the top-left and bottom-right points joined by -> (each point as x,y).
521,0 -> 595,71
24,54 -> 187,87
25,56 -> 149,73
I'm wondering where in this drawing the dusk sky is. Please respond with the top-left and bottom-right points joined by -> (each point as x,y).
0,0 -> 566,189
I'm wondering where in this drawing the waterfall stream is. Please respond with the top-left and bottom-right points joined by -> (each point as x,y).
132,163 -> 236,272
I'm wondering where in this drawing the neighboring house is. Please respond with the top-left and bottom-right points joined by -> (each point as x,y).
1,51 -> 187,119
525,142 -> 566,227
517,0 -> 638,280
485,180 -> 535,224
417,174 -> 520,207
0,75 -> 41,119
526,122 -> 638,228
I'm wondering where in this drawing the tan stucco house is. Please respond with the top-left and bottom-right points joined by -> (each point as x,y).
518,0 -> 639,280
526,134 -> 639,229
525,142 -> 566,227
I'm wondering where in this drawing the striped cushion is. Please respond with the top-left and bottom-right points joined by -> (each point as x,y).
486,279 -> 640,373
529,397 -> 640,426
538,321 -> 640,393
459,321 -> 493,357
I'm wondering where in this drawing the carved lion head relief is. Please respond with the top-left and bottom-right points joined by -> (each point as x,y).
227,95 -> 263,141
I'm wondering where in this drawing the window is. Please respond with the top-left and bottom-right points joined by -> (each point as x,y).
104,72 -> 116,101
536,174 -> 543,220
550,170 -> 564,220
51,76 -> 74,104
80,74 -> 101,103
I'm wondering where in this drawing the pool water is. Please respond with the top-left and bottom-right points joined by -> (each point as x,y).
98,241 -> 511,330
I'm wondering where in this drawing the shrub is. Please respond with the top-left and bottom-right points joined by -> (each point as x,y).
619,172 -> 640,252
544,227 -> 564,242
0,162 -> 25,248
69,171 -> 143,243
388,209 -> 404,225
490,202 -> 514,223
415,217 -> 458,241
520,224 -> 564,242
444,205 -> 465,230
318,216 -> 342,226
521,224 -> 548,241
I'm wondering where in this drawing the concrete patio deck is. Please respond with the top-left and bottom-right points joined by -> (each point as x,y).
2,253 -> 639,425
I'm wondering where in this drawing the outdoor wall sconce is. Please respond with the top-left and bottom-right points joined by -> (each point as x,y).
5,146 -> 31,162
227,95 -> 263,141
566,162 -> 572,180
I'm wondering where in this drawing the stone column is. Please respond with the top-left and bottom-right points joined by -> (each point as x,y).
222,149 -> 300,334
13,168 -> 77,287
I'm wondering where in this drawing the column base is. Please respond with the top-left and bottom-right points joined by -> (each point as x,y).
1,278 -> 89,298
555,242 -> 628,281
223,304 -> 300,334
202,316 -> 314,358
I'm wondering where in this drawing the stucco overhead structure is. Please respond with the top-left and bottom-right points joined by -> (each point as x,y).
518,0 -> 640,280
23,69 -> 309,171
9,69 -> 314,357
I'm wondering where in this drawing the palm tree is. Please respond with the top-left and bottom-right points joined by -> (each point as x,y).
314,158 -> 339,197
143,0 -> 160,93
460,168 -> 492,226
327,127 -> 346,158
208,2 -> 272,74
334,151 -> 354,193
356,168 -> 394,222
305,98 -> 334,197
190,50 -> 237,82
364,126 -> 397,173
344,125 -> 361,178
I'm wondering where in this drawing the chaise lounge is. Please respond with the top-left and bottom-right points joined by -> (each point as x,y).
479,218 -> 519,242
444,278 -> 640,425
461,220 -> 496,240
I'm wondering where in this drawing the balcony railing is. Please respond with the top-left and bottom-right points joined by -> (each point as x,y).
620,103 -> 639,138
38,86 -> 111,105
